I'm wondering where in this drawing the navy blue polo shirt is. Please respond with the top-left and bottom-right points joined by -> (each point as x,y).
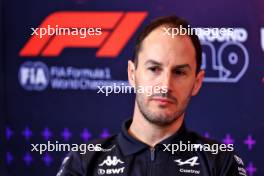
57,119 -> 247,176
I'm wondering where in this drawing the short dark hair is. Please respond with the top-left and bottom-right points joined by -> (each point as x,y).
133,15 -> 202,74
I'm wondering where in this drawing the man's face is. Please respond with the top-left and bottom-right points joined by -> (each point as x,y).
128,26 -> 204,127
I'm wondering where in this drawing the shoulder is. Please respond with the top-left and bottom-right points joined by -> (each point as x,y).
188,131 -> 247,175
56,135 -> 118,176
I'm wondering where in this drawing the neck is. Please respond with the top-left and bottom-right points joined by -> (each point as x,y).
128,103 -> 184,148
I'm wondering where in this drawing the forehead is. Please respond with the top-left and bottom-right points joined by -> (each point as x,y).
138,26 -> 196,68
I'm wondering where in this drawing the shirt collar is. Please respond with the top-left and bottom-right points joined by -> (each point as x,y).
117,118 -> 188,156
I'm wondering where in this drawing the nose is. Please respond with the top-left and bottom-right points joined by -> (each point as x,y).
160,70 -> 173,93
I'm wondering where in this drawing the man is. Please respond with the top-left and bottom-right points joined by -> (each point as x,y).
57,16 -> 247,176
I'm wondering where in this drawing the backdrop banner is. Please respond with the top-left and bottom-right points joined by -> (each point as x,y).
1,0 -> 264,175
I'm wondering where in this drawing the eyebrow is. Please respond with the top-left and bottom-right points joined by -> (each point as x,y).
144,59 -> 162,66
172,64 -> 191,70
144,59 -> 191,70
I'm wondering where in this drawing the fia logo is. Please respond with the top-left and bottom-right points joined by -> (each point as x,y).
174,156 -> 200,167
18,61 -> 49,91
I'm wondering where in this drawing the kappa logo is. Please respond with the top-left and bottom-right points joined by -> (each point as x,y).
98,156 -> 125,175
99,156 -> 124,166
174,156 -> 200,167
20,11 -> 147,58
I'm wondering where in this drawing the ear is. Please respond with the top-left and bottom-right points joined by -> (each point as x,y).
128,60 -> 136,87
191,70 -> 205,96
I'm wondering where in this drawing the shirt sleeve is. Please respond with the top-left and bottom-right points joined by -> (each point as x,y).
56,152 -> 85,176
222,152 -> 247,176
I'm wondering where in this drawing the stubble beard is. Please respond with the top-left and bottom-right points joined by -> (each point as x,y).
135,92 -> 192,127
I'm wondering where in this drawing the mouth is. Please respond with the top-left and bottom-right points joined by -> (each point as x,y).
150,97 -> 175,105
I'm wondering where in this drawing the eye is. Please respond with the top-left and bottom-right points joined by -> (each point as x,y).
174,69 -> 186,75
148,66 -> 161,73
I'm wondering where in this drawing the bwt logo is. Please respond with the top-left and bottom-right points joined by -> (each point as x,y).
19,62 -> 49,91
19,11 -> 147,58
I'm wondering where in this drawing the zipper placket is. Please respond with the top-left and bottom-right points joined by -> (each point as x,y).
150,148 -> 156,176
150,148 -> 155,161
